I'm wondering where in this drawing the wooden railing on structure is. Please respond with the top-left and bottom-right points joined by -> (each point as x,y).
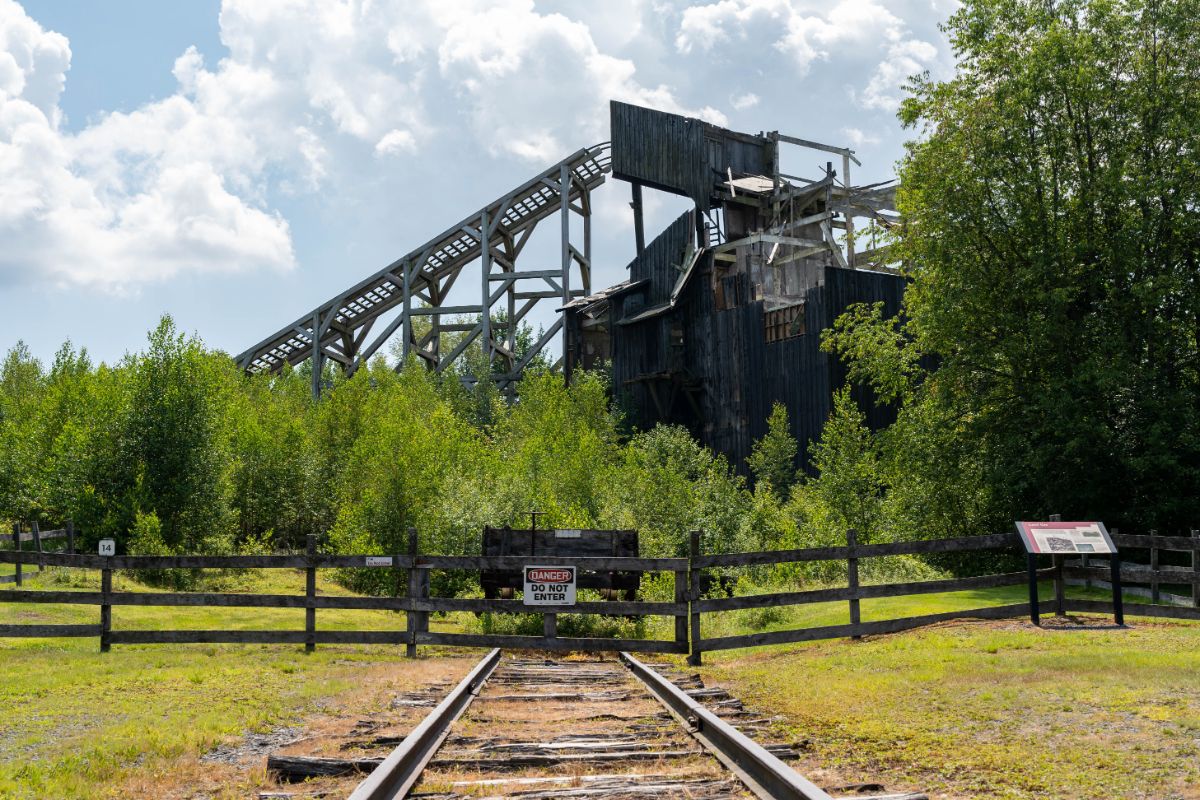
2,521 -> 75,586
2,529 -> 1199,656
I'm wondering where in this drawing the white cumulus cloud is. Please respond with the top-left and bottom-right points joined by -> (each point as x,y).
676,0 -> 939,107
0,1 -> 295,290
0,0 -> 727,289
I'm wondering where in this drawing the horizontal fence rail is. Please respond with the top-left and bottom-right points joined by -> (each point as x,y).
1063,530 -> 1200,609
2,527 -> 1199,655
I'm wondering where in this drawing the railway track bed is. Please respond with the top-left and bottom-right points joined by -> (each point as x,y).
257,651 -> 927,800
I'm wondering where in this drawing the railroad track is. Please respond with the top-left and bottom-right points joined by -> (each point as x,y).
269,650 -> 926,800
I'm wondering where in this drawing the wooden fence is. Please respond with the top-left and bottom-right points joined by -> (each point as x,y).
1,521 -> 75,585
1,529 -> 1198,658
1065,531 -> 1200,608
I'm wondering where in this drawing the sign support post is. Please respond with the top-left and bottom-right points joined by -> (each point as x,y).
1026,552 -> 1040,626
1110,550 -> 1124,626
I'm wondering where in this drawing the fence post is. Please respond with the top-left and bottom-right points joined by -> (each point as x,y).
687,530 -> 702,667
12,523 -> 21,587
32,521 -> 43,572
847,528 -> 861,638
1149,529 -> 1160,605
100,553 -> 112,653
406,527 -> 419,658
1192,530 -> 1199,609
66,520 -> 75,555
543,611 -> 557,641
673,561 -> 688,655
1050,514 -> 1065,616
305,534 -> 317,653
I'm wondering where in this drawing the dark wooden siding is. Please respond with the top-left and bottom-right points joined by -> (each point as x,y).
612,212 -> 695,429
611,102 -> 708,205
679,266 -> 905,474
822,267 -> 906,434
611,102 -> 773,208
684,280 -> 832,473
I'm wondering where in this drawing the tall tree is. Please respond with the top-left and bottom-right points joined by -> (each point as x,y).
748,402 -> 798,497
833,0 -> 1200,532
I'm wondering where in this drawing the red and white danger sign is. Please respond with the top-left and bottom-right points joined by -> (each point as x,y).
523,566 -> 576,605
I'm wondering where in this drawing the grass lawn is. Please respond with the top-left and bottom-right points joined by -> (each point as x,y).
0,567 -> 471,800
699,601 -> 1200,799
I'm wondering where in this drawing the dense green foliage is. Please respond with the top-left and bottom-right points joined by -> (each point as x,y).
825,0 -> 1200,538
1,317 -> 879,594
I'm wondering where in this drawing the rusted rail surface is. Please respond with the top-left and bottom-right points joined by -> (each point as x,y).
301,651 -> 926,800
620,651 -> 833,800
347,648 -> 501,800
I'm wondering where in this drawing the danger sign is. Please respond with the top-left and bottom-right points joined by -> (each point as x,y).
523,565 -> 576,606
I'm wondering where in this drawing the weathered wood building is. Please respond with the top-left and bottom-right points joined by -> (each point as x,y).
235,97 -> 902,475
565,102 -> 903,472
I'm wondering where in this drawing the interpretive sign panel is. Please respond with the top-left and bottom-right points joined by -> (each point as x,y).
523,565 -> 577,605
1015,521 -> 1115,555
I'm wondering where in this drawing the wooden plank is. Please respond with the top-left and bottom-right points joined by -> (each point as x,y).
1065,599 -> 1200,622
268,754 -> 382,781
688,531 -> 702,667
696,586 -> 853,613
11,523 -> 20,587
415,555 -> 685,571
673,567 -> 688,650
406,527 -> 420,658
693,533 -> 1019,569
109,630 -> 311,645
313,631 -> 409,644
0,624 -> 102,638
411,597 -> 683,615
1111,534 -> 1198,550
0,591 -> 413,611
0,590 -> 104,604
12,528 -> 67,543
856,571 -> 1039,600
0,552 -> 408,569
100,563 -> 112,652
305,535 -> 317,653
31,521 -> 42,570
414,631 -> 687,654
697,604 -> 1031,652
847,529 -> 861,636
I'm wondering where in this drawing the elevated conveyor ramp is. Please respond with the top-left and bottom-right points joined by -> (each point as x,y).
237,143 -> 611,395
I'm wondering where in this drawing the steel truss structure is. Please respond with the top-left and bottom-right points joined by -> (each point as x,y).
236,144 -> 611,395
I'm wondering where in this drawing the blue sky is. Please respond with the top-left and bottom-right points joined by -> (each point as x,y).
0,0 -> 959,366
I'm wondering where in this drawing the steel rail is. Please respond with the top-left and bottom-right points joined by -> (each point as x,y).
619,651 -> 834,800
347,647 -> 501,800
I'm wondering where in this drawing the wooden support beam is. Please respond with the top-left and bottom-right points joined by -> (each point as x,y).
631,182 -> 645,255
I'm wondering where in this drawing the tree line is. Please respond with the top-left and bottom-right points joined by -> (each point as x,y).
0,318 -> 866,579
